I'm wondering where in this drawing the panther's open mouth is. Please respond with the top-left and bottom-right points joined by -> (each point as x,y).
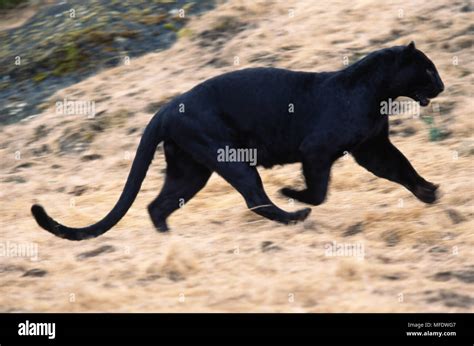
414,94 -> 430,107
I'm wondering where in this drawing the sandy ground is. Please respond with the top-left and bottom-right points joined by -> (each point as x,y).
0,0 -> 473,312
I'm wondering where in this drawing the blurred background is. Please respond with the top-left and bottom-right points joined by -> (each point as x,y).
0,0 -> 472,312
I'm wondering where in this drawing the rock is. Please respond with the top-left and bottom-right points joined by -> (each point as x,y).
137,275 -> 162,286
3,176 -> 26,184
400,126 -> 417,137
198,16 -> 247,50
70,185 -> 88,196
77,245 -> 115,260
426,290 -> 474,308
127,127 -> 139,135
432,271 -> 452,281
432,269 -> 474,283
81,154 -> 103,161
382,273 -> 406,281
390,119 -> 403,126
453,269 -> 474,284
22,269 -> 47,278
382,230 -> 400,247
460,3 -> 473,12
248,51 -> 280,66
343,222 -> 363,236
445,209 -> 466,224
376,255 -> 393,264
31,144 -> 51,156
31,124 -> 52,142
302,220 -> 317,230
0,264 -> 25,274
59,131 -> 94,154
13,162 -> 35,171
261,241 -> 282,252
167,271 -> 185,282
429,246 -> 448,253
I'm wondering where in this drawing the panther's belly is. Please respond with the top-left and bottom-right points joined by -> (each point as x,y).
242,140 -> 302,168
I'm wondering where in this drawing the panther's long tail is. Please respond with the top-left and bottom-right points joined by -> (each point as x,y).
31,113 -> 164,241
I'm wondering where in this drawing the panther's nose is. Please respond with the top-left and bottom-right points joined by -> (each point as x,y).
436,76 -> 444,93
439,81 -> 444,93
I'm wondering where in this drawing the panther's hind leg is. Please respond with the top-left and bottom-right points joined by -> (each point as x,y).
213,162 -> 311,224
170,115 -> 311,225
148,141 -> 211,232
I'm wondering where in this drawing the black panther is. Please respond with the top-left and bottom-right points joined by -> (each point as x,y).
31,42 -> 444,240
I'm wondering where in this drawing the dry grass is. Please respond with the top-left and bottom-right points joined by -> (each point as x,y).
0,0 -> 472,312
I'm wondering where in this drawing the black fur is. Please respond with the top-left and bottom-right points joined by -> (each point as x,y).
31,42 -> 444,240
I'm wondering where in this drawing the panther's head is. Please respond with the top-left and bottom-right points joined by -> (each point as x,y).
392,41 -> 444,107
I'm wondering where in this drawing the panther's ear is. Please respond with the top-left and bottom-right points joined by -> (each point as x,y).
401,41 -> 416,63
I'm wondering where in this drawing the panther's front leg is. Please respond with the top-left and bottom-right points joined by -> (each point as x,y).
280,158 -> 332,206
351,133 -> 439,204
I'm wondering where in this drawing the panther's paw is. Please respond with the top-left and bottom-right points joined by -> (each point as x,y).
279,187 -> 325,206
288,208 -> 312,224
280,187 -> 300,200
414,180 -> 439,204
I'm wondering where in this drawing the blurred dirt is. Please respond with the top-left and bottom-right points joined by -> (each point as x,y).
0,0 -> 472,312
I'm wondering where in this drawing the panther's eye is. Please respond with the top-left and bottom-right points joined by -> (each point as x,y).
426,69 -> 436,82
